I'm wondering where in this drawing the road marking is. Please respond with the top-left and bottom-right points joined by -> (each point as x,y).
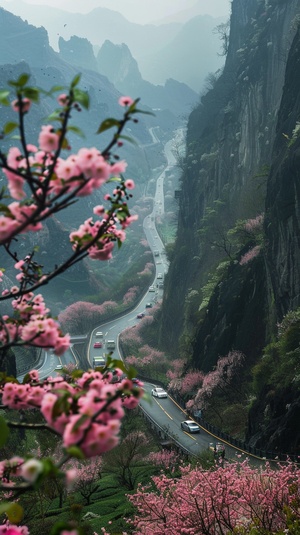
182,431 -> 198,441
154,399 -> 173,420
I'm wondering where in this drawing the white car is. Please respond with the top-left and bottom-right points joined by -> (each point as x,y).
181,420 -> 200,433
151,387 -> 168,398
149,286 -> 155,292
55,364 -> 63,370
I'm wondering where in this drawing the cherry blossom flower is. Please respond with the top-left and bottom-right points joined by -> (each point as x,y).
118,96 -> 134,107
38,125 -> 59,153
11,98 -> 31,113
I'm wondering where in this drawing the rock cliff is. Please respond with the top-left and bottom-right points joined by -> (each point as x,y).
160,0 -> 300,451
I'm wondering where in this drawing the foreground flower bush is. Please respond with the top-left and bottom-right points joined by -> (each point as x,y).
128,460 -> 300,534
0,73 -> 145,533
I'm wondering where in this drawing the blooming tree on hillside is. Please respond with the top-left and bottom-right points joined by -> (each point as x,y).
128,460 -> 300,534
0,73 -> 146,533
185,351 -> 245,416
58,300 -> 118,334
69,457 -> 103,506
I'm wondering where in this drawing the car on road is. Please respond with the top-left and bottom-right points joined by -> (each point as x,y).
137,312 -> 145,318
93,356 -> 106,368
93,342 -> 103,348
157,273 -> 163,279
55,364 -> 63,370
145,303 -> 153,308
149,286 -> 155,292
151,387 -> 168,398
181,420 -> 200,433
95,331 -> 103,337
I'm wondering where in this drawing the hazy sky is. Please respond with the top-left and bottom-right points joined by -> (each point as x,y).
1,0 -> 231,23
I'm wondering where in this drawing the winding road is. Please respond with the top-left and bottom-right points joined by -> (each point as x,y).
31,128 -> 258,462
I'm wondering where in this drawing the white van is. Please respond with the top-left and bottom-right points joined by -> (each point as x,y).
93,356 -> 106,368
96,331 -> 103,337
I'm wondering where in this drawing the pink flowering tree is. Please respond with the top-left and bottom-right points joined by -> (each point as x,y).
0,73 -> 146,534
166,358 -> 187,391
68,457 -> 103,506
186,351 -> 245,422
122,286 -> 140,306
58,300 -> 118,334
146,449 -> 181,475
128,460 -> 300,534
125,344 -> 167,379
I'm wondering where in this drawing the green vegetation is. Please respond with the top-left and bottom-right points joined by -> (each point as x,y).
252,308 -> 300,395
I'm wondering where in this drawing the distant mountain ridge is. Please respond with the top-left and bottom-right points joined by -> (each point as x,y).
0,0 -> 225,91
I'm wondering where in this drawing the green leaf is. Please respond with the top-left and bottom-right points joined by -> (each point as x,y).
8,74 -> 30,88
132,108 -> 155,116
22,372 -> 31,384
0,503 -> 10,516
17,73 -> 30,87
6,502 -> 23,523
67,125 -> 85,138
71,73 -> 81,88
61,137 -> 69,150
109,359 -> 128,374
73,88 -> 89,109
0,90 -> 10,106
127,98 -> 140,113
52,395 -> 70,418
48,85 -> 65,94
23,87 -> 40,102
97,117 -> 120,134
126,365 -> 138,380
108,176 -> 122,183
45,111 -> 63,123
3,122 -> 18,135
0,416 -> 9,447
66,446 -> 85,459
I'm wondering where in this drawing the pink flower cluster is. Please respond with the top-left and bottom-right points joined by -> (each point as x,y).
0,524 -> 29,535
129,461 -> 300,534
1,92 -> 137,247
1,369 -> 144,458
0,142 -> 131,243
244,213 -> 264,233
239,245 -> 261,265
69,216 -> 123,261
0,291 -> 70,355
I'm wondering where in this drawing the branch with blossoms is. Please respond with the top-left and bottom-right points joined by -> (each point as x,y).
0,73 -> 150,354
0,73 -> 147,534
0,365 -> 144,525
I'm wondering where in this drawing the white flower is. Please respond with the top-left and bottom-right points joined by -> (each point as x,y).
21,459 -> 43,483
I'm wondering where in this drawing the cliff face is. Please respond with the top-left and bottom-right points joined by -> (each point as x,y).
265,27 -> 300,318
161,0 -> 300,448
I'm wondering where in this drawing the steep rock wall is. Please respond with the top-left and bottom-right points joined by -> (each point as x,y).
160,0 -> 300,370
